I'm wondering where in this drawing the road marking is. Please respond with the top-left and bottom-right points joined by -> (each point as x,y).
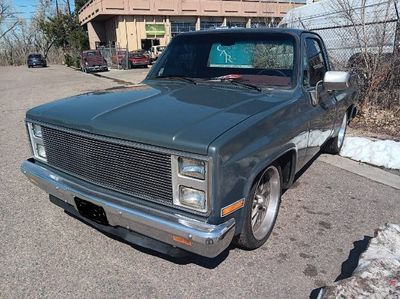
318,154 -> 400,190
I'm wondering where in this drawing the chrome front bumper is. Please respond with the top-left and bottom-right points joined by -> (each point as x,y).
21,160 -> 235,258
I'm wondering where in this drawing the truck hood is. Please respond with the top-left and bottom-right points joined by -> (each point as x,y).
26,82 -> 289,155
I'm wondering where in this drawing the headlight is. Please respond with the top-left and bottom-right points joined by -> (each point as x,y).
27,122 -> 47,162
36,144 -> 47,158
178,157 -> 205,180
172,155 -> 210,213
179,186 -> 205,210
32,124 -> 43,138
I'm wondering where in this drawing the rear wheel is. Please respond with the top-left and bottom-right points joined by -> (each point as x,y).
236,164 -> 282,250
325,112 -> 348,154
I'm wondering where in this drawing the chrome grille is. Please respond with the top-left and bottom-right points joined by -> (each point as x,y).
41,126 -> 173,203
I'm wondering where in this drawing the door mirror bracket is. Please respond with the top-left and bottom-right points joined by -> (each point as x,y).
310,80 -> 323,106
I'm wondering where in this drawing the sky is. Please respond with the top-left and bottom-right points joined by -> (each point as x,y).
12,0 -> 76,21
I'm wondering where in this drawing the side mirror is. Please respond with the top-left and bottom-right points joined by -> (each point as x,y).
323,71 -> 350,91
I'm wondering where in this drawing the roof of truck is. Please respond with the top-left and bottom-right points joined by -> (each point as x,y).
179,28 -> 312,37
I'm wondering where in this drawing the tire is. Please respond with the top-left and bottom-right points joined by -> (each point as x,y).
324,112 -> 348,154
236,164 -> 282,250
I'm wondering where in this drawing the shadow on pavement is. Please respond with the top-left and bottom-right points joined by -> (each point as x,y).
65,210 -> 231,269
335,235 -> 372,281
309,235 -> 373,299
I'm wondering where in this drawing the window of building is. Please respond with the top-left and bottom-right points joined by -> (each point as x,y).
227,21 -> 246,28
200,21 -> 222,30
171,22 -> 196,37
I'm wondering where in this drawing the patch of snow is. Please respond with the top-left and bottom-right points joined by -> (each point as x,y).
319,224 -> 400,298
340,137 -> 400,170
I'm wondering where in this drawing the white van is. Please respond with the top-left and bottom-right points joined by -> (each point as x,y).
279,0 -> 399,68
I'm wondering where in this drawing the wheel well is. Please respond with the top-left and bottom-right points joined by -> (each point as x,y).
276,150 -> 296,189
347,105 -> 357,121
249,150 -> 296,198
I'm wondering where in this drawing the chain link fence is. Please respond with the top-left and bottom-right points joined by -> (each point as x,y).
98,44 -> 129,70
280,0 -> 400,110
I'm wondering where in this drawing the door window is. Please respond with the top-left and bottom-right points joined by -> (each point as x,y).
304,38 -> 327,87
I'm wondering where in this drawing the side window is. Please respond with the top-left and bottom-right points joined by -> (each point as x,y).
305,38 -> 327,87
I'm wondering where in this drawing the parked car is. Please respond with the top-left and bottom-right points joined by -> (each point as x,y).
150,45 -> 165,63
21,29 -> 357,258
128,50 -> 150,68
111,50 -> 150,69
80,50 -> 108,73
27,54 -> 47,68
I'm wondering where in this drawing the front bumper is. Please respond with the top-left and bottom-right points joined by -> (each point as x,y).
86,65 -> 108,72
21,160 -> 235,258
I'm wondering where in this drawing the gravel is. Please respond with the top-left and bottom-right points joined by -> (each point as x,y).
1,65 -> 400,298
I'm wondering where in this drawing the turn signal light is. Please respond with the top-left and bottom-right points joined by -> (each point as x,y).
172,235 -> 192,247
221,199 -> 245,217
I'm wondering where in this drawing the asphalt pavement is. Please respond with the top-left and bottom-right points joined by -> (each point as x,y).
1,65 -> 399,298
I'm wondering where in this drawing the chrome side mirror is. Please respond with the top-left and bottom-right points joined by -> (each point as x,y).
323,71 -> 350,91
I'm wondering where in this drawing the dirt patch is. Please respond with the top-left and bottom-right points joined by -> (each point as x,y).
349,106 -> 400,140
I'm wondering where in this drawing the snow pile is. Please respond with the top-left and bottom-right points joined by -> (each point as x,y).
319,224 -> 400,298
340,137 -> 400,170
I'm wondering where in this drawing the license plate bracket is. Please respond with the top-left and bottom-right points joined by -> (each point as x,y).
74,197 -> 109,226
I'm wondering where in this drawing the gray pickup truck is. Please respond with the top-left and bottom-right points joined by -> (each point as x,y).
21,29 -> 357,258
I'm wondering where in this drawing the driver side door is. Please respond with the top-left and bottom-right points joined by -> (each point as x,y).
302,34 -> 337,161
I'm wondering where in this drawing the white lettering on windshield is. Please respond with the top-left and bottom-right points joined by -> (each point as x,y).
217,45 -> 233,64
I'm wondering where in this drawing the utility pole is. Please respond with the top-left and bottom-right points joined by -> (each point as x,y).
65,0 -> 71,15
55,0 -> 60,15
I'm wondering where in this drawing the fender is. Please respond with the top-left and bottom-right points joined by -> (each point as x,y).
233,143 -> 298,235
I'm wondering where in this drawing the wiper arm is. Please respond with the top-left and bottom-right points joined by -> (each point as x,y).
208,76 -> 262,92
228,80 -> 262,92
155,75 -> 197,84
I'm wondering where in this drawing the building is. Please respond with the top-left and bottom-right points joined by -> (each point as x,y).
78,0 -> 306,51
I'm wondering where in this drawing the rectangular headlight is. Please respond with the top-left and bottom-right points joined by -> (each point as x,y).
36,144 -> 47,159
171,155 -> 210,213
32,124 -> 43,138
178,157 -> 205,180
27,122 -> 47,162
178,186 -> 205,210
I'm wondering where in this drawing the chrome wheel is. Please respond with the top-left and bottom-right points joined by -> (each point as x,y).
337,113 -> 347,148
251,166 -> 281,240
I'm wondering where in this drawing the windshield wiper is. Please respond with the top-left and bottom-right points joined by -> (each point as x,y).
208,76 -> 262,92
228,80 -> 262,92
155,75 -> 197,84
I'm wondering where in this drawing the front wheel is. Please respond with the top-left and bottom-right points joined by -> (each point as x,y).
324,112 -> 348,154
236,164 -> 282,250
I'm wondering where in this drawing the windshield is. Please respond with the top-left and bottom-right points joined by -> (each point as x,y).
148,33 -> 297,88
29,54 -> 42,59
84,51 -> 100,56
130,51 -> 146,57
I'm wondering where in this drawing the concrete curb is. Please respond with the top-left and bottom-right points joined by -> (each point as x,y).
318,154 -> 400,190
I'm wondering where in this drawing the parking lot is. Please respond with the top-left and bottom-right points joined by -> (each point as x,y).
1,65 -> 399,298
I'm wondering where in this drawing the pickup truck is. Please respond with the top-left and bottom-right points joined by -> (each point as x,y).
80,50 -> 108,73
21,29 -> 357,258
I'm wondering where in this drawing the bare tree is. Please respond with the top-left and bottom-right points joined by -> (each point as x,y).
325,0 -> 399,108
0,0 -> 20,39
0,0 -> 64,66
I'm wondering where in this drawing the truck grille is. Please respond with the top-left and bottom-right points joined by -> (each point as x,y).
41,126 -> 173,204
